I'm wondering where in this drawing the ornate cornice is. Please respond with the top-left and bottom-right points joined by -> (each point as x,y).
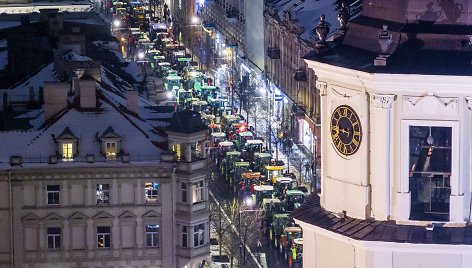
370,94 -> 395,109
465,97 -> 472,110
316,81 -> 327,96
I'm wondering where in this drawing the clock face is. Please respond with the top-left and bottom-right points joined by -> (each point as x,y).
330,105 -> 362,156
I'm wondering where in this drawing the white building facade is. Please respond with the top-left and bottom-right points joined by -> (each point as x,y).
0,66 -> 211,268
292,1 -> 472,267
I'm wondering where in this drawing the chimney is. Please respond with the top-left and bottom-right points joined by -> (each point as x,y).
78,78 -> 97,108
43,82 -> 68,121
126,90 -> 139,115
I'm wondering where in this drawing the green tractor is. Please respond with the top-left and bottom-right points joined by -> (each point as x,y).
269,213 -> 291,248
231,161 -> 250,193
254,152 -> 272,173
221,150 -> 240,180
285,189 -> 306,212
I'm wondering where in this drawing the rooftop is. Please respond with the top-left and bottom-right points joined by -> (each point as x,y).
292,194 -> 472,245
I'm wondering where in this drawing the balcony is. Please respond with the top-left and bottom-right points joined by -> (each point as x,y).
267,47 -> 280,59
294,68 -> 307,82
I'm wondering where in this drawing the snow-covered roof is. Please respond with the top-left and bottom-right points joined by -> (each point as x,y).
63,50 -> 93,62
0,63 -> 175,169
272,0 -> 339,41
0,39 -> 7,71
0,1 -> 93,14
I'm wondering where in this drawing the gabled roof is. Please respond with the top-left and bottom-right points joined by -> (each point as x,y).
167,110 -> 207,134
57,126 -> 78,140
100,126 -> 122,139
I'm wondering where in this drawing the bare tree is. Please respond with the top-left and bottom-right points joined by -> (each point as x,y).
221,199 -> 264,268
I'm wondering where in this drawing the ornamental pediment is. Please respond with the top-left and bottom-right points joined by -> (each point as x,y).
118,210 -> 136,219
68,211 -> 89,221
44,212 -> 65,221
143,210 -> 161,218
402,94 -> 458,115
93,211 -> 114,219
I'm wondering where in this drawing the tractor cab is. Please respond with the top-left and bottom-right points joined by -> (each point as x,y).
285,190 -> 306,211
274,177 -> 295,200
254,152 -> 272,173
254,185 -> 274,206
240,172 -> 262,196
231,161 -> 250,191
218,141 -> 234,161
158,62 -> 172,78
266,165 -> 284,185
270,213 -> 291,248
190,100 -> 208,113
177,89 -> 193,106
236,131 -> 253,148
201,85 -> 218,102
281,226 -> 303,262
242,139 -> 264,162
164,74 -> 182,94
222,151 -> 241,179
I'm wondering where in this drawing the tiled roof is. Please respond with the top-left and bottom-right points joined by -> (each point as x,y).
292,194 -> 472,245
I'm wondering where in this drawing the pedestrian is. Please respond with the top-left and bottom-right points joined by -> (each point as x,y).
304,161 -> 310,177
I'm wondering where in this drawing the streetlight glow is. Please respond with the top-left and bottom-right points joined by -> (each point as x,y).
166,91 -> 173,99
191,16 -> 200,25
113,20 -> 120,28
138,51 -> 145,59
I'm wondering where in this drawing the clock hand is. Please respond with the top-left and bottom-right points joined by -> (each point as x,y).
339,128 -> 350,137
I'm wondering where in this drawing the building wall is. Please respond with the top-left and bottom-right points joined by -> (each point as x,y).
308,59 -> 472,222
298,221 -> 472,268
264,13 -> 319,148
0,164 -> 210,268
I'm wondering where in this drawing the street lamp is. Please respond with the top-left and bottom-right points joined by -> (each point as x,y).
237,198 -> 262,268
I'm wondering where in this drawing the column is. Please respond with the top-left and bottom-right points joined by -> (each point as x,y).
369,93 -> 395,220
315,81 -> 327,206
185,143 -> 192,162
136,217 -> 143,250
201,140 -> 207,158
87,219 -> 94,253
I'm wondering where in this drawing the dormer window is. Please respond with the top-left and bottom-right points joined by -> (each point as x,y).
55,127 -> 78,161
99,127 -> 122,160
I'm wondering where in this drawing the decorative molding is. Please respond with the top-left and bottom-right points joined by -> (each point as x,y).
331,87 -> 359,100
315,81 -> 327,96
402,95 -> 458,115
370,94 -> 395,109
465,97 -> 472,110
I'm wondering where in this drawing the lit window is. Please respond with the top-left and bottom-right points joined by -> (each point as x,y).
106,142 -> 117,160
181,183 -> 187,203
145,182 -> 159,202
193,223 -> 205,247
47,185 -> 60,205
97,226 -> 111,248
192,181 -> 204,204
181,226 -> 188,248
47,227 -> 61,249
62,143 -> 73,161
96,184 -> 110,204
146,224 -> 159,247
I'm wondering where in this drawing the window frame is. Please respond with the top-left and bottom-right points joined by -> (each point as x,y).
181,226 -> 188,248
96,183 -> 110,204
96,226 -> 111,248
46,227 -> 61,250
145,224 -> 160,247
193,223 -> 205,247
145,182 -> 159,203
192,180 -> 204,204
181,182 -> 187,203
105,141 -> 117,160
61,142 -> 74,161
401,120 -> 459,222
46,185 -> 60,206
